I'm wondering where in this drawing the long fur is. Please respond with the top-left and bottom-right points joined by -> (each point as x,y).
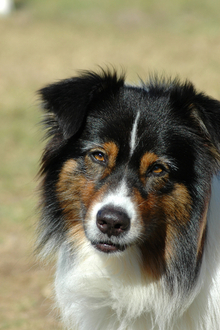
37,68 -> 220,330
54,176 -> 220,330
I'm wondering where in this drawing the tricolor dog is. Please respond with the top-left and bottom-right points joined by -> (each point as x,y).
38,69 -> 220,330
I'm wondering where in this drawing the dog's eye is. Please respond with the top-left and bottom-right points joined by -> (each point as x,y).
91,151 -> 106,164
151,164 -> 166,176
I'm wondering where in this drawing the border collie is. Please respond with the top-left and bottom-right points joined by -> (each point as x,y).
38,69 -> 220,330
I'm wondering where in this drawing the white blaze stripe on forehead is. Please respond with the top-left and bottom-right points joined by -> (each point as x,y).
130,111 -> 140,157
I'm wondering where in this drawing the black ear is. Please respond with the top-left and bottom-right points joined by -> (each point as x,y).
39,69 -> 125,140
170,81 -> 220,152
192,93 -> 220,150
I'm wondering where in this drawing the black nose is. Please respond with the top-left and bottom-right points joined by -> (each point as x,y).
96,206 -> 130,237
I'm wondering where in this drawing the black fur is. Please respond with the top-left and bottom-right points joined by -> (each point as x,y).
38,69 -> 220,282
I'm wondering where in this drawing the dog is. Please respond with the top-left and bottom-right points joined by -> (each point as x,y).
37,68 -> 220,330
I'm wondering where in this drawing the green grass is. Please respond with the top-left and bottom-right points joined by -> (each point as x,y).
1,0 -> 220,328
20,0 -> 220,35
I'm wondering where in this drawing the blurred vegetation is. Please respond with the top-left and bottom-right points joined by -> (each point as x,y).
1,0 -> 220,329
18,0 -> 220,34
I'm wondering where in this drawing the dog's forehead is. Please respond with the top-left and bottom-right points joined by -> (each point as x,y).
85,90 -> 172,157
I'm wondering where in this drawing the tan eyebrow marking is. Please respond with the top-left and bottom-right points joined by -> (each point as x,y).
139,152 -> 158,177
100,141 -> 119,178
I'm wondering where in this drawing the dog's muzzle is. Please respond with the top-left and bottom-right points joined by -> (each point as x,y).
93,205 -> 131,253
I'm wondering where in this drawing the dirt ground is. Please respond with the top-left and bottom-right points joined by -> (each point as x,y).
0,227 -> 62,329
1,1 -> 220,329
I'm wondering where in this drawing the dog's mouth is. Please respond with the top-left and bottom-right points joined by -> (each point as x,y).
92,241 -> 126,253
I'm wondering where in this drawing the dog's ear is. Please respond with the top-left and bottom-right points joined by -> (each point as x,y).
191,93 -> 220,151
171,82 -> 220,151
39,69 -> 125,140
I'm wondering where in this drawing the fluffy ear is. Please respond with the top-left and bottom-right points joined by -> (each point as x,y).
39,69 -> 125,140
192,93 -> 220,150
171,81 -> 220,152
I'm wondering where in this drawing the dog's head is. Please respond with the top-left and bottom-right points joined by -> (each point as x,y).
38,69 -> 220,285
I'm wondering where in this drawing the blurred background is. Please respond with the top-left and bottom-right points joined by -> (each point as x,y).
1,0 -> 220,329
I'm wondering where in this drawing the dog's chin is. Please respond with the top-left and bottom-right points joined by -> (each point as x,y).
92,241 -> 126,254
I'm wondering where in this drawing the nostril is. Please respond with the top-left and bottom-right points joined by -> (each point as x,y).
96,218 -> 108,232
96,206 -> 130,237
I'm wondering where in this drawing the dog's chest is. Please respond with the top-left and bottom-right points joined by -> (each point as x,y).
55,243 -> 162,330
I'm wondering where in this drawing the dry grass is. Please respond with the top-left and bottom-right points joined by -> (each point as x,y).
1,1 -> 220,328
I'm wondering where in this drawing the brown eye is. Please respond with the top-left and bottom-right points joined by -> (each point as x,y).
151,164 -> 165,176
91,151 -> 106,164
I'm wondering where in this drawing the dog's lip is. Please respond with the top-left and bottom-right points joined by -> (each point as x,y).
92,241 -> 126,253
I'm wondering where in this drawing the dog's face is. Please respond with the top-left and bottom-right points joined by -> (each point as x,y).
39,70 -> 220,283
